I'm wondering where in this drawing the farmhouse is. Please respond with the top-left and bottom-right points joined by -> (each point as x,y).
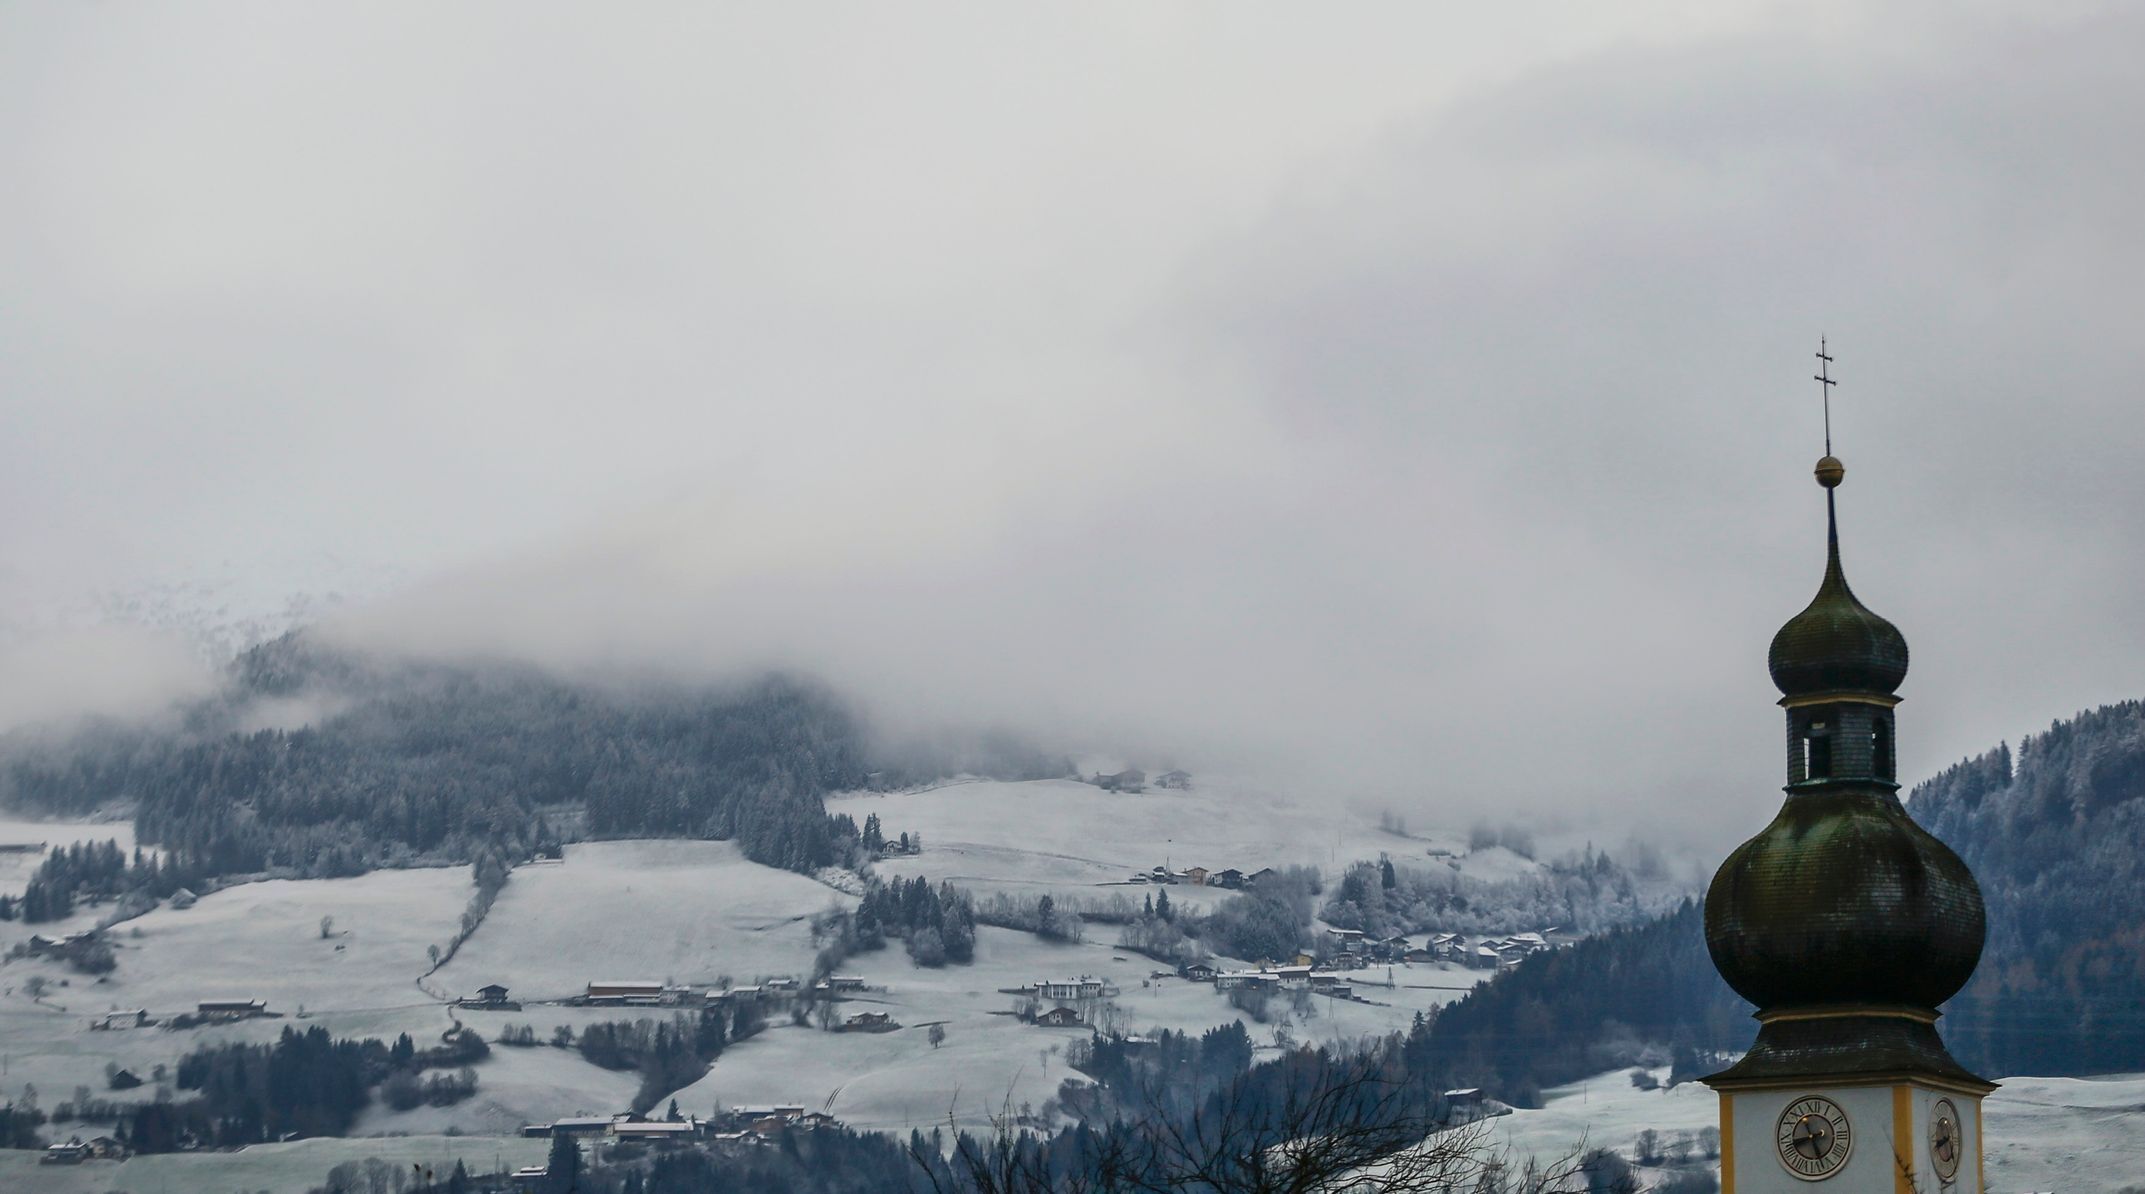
1210,868 -> 1246,889
843,1011 -> 897,1032
41,1139 -> 92,1165
1181,866 -> 1209,886
1180,962 -> 1217,982
611,1118 -> 704,1142
196,999 -> 267,1020
93,1009 -> 149,1031
585,980 -> 665,1005
1037,976 -> 1115,1002
1035,1006 -> 1084,1027
1095,768 -> 1146,792
1157,769 -> 1192,789
1213,970 -> 1277,991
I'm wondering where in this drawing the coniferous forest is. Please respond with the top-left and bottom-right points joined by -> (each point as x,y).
0,633 -> 1062,890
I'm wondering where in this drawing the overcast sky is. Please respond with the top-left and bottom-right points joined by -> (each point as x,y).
4,2 -> 2142,846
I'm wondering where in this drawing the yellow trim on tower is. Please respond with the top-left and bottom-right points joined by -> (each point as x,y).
1892,1085 -> 1914,1194
1975,1098 -> 1985,1192
1719,1092 -> 1735,1194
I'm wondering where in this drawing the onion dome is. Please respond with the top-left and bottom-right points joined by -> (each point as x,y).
1704,789 -> 1985,1011
1767,459 -> 1909,696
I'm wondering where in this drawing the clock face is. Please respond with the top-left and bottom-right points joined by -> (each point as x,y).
1776,1095 -> 1854,1181
1929,1098 -> 1963,1183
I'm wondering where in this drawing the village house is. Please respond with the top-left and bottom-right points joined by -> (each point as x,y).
611,1118 -> 704,1144
1403,947 -> 1438,965
1210,867 -> 1246,889
1035,1006 -> 1084,1028
1036,976 -> 1115,1002
1181,866 -> 1209,886
41,1139 -> 92,1164
843,1011 -> 897,1032
1095,768 -> 1146,793
1156,769 -> 1192,790
196,998 -> 267,1020
1325,927 -> 1365,949
1180,962 -> 1218,982
1274,964 -> 1313,991
1213,970 -> 1277,992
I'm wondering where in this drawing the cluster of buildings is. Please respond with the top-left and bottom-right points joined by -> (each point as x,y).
1189,963 -> 1358,1000
1087,768 -> 1193,793
1320,927 -> 1573,972
513,1105 -> 852,1182
40,1136 -> 128,1165
560,975 -> 859,1009
1128,864 -> 1275,889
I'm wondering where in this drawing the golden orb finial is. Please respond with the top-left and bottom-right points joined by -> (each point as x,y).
1815,455 -> 1845,488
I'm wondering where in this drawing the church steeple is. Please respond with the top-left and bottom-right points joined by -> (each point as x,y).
1701,347 -> 1993,1192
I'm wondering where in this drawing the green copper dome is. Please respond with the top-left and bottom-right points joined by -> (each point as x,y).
1704,788 -> 1985,1010
1767,485 -> 1909,697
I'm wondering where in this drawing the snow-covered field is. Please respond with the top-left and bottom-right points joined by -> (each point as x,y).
0,792 -> 2134,1191
432,839 -> 846,1001
0,815 -> 138,898
0,1133 -> 546,1194
1479,1066 -> 2145,1194
834,777 -> 1489,908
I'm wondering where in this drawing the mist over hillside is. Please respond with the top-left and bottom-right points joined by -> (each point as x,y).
0,632 -> 1068,887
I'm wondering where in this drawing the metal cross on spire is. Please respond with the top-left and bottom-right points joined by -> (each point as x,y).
1814,336 -> 1837,455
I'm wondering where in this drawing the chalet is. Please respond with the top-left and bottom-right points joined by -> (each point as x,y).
1326,928 -> 1365,947
1403,948 -> 1438,965
1323,983 -> 1354,999
1380,935 -> 1412,953
1096,769 -> 1146,793
762,976 -> 801,992
1148,866 -> 1178,884
1274,964 -> 1313,991
169,888 -> 198,909
510,1166 -> 551,1189
1181,866 -> 1209,886
1506,931 -> 1549,953
586,980 -> 664,1005
108,1069 -> 143,1091
1471,945 -> 1502,969
1038,977 -> 1114,1002
1543,926 -> 1584,949
825,975 -> 866,992
549,1116 -> 621,1138
93,1009 -> 149,1031
1035,1006 -> 1084,1027
41,1139 -> 92,1165
1213,970 -> 1276,991
612,1119 -> 703,1142
1156,769 -> 1192,790
1210,868 -> 1246,889
86,1136 -> 127,1160
1246,867 -> 1278,885
727,1105 -> 806,1125
196,999 -> 266,1019
475,984 -> 511,1004
843,1011 -> 897,1032
799,1111 -> 841,1130
1180,962 -> 1217,982
1331,951 -> 1364,970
